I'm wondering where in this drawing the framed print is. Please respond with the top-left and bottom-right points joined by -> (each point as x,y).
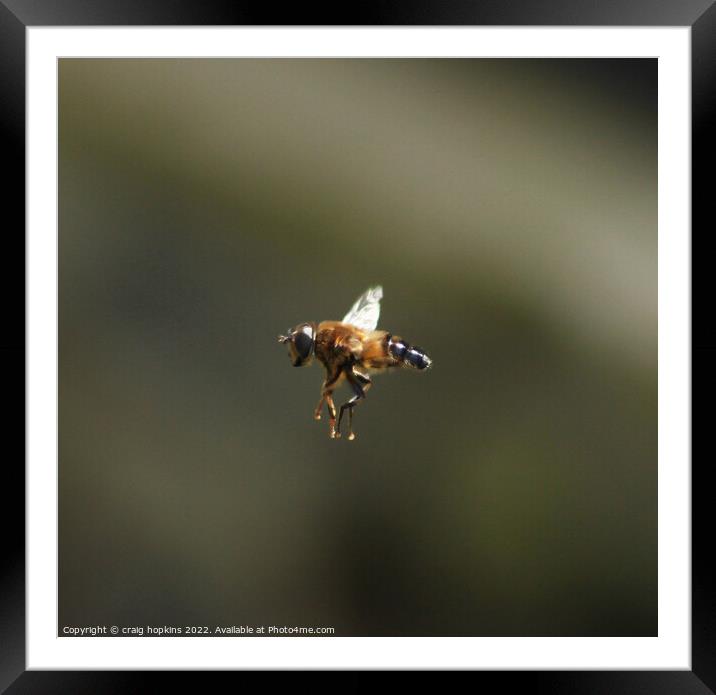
4,0 -> 712,689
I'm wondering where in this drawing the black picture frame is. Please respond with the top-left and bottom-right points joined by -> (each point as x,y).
3,0 -> 712,690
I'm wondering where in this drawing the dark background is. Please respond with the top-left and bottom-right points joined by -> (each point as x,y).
58,58 -> 657,636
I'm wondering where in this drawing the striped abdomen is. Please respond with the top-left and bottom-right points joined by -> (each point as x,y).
387,335 -> 432,370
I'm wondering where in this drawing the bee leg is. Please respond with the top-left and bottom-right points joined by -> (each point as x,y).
313,395 -> 325,420
315,369 -> 342,438
337,370 -> 372,441
326,394 -> 338,439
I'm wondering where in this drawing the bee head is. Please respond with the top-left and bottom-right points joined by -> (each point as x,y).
278,322 -> 316,367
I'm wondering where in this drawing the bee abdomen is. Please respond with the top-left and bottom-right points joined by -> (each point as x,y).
387,335 -> 432,370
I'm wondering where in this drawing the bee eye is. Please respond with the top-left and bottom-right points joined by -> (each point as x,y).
286,323 -> 315,367
293,327 -> 314,361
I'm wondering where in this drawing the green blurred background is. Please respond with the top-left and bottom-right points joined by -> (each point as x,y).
59,59 -> 656,636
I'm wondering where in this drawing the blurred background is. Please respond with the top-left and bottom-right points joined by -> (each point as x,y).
59,59 -> 656,636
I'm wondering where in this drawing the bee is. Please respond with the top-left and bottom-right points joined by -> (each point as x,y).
278,286 -> 432,440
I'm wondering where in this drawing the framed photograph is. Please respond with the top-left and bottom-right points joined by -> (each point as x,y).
4,0 -> 711,689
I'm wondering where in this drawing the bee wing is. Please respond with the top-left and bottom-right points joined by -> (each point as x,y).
342,286 -> 383,331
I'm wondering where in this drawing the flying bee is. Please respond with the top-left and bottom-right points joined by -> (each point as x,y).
278,286 -> 432,440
